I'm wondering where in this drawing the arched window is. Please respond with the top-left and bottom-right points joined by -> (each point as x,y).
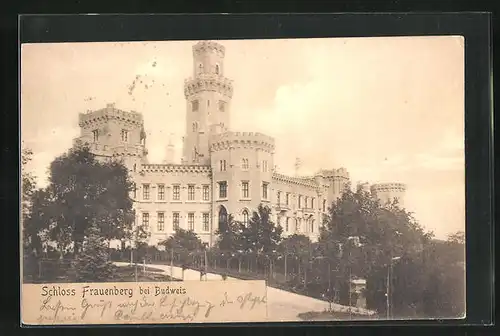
215,64 -> 220,74
242,210 -> 249,227
310,219 -> 315,233
218,206 -> 228,231
242,158 -> 249,169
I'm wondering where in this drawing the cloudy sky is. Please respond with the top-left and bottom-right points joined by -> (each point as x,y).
21,36 -> 465,239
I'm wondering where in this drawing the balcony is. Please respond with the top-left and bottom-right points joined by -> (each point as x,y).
274,203 -> 290,212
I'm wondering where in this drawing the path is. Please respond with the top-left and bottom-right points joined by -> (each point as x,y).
114,261 -> 375,321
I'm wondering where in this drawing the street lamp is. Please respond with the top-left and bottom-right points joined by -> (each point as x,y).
347,236 -> 364,319
386,256 -> 401,319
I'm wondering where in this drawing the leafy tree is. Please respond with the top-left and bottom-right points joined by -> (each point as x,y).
241,204 -> 283,254
214,214 -> 246,252
74,224 -> 116,282
319,183 -> 431,312
21,145 -> 37,219
39,145 -> 135,256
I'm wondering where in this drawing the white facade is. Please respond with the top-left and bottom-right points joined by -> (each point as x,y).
73,41 -> 406,247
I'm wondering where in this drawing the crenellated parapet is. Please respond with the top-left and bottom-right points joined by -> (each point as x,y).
315,167 -> 350,180
370,182 -> 407,193
140,163 -> 212,175
184,76 -> 234,99
193,41 -> 225,57
272,172 -> 319,189
209,131 -> 275,153
78,103 -> 143,128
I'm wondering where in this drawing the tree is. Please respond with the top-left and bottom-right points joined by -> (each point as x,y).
318,183 -> 431,312
214,214 -> 246,252
241,204 -> 283,254
74,224 -> 116,282
39,145 -> 135,257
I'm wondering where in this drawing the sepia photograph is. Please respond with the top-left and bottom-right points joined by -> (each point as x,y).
21,37 -> 466,323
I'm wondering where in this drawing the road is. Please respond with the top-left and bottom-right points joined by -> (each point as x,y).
114,261 -> 375,321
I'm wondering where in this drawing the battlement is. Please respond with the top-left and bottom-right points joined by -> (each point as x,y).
370,182 -> 407,193
273,172 -> 319,189
184,76 -> 234,98
315,168 -> 350,179
193,41 -> 225,57
79,104 -> 143,127
209,131 -> 275,152
140,163 -> 212,175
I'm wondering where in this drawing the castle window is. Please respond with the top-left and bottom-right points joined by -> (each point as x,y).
188,185 -> 195,201
305,197 -> 309,208
173,212 -> 180,230
157,184 -> 165,201
192,100 -> 199,112
202,185 -> 210,201
298,195 -> 302,208
133,164 -> 136,172
311,198 -> 315,209
188,213 -> 195,231
323,199 -> 326,212
220,160 -> 227,171
157,212 -> 165,231
142,212 -> 149,229
219,100 -> 226,112
132,183 -> 137,199
202,213 -> 210,231
242,210 -> 249,227
277,191 -> 281,204
142,184 -> 150,200
262,160 -> 268,172
218,181 -> 227,199
242,181 -> 249,198
92,130 -> 99,142
310,219 -> 314,233
207,100 -> 210,107
192,122 -> 198,132
215,64 -> 220,74
286,193 -> 290,205
198,63 -> 203,74
296,218 -> 301,232
241,158 -> 249,169
286,218 -> 290,232
121,129 -> 129,143
262,182 -> 269,200
172,185 -> 180,201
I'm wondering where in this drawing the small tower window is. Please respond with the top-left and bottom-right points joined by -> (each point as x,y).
198,63 -> 203,74
215,64 -> 220,74
121,129 -> 129,143
192,100 -> 199,112
241,158 -> 249,169
219,100 -> 226,112
92,130 -> 99,142
192,122 -> 198,132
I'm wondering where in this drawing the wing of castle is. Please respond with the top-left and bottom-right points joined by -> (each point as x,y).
73,40 -> 406,248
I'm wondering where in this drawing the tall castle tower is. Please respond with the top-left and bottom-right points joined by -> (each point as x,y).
182,41 -> 234,165
74,103 -> 148,171
371,182 -> 407,208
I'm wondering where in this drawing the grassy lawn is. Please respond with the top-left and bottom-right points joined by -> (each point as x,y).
24,264 -> 179,283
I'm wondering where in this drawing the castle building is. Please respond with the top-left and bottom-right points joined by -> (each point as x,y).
73,40 -> 406,247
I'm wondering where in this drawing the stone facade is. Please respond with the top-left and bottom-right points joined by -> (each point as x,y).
73,40 -> 406,247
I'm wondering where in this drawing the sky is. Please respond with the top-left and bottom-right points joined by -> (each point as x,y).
21,36 -> 465,239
